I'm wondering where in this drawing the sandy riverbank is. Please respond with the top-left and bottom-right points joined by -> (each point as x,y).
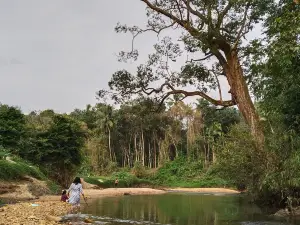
37,187 -> 239,202
0,187 -> 240,224
38,188 -> 166,202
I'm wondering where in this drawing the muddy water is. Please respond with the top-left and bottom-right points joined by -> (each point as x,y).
66,192 -> 300,225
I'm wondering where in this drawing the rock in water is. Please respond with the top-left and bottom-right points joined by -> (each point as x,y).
84,217 -> 94,223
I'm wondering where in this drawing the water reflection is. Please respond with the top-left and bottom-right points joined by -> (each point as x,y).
82,193 -> 300,225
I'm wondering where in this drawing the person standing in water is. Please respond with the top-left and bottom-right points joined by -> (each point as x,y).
67,177 -> 86,213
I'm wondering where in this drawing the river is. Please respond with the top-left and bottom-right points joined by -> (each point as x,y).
65,192 -> 300,225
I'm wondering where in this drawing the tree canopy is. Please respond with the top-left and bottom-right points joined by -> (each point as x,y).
98,0 -> 282,147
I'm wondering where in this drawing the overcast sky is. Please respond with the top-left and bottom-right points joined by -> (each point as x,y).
0,0 -> 259,113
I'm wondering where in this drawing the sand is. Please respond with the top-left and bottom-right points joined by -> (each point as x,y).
37,187 -> 239,202
38,188 -> 166,202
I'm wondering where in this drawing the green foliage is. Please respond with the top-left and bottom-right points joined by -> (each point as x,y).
0,104 -> 25,152
154,157 -> 202,182
197,99 -> 240,133
0,159 -> 45,181
83,172 -> 152,188
19,113 -> 86,186
111,171 -> 139,187
248,0 -> 300,131
105,161 -> 119,174
214,123 -> 267,191
38,115 -> 86,187
255,129 -> 300,207
132,161 -> 147,178
0,146 -> 10,159
150,157 -> 231,188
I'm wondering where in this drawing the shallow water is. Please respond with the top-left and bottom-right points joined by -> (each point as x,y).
69,192 -> 300,225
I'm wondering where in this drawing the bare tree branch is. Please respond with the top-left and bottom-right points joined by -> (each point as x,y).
131,22 -> 176,51
141,0 -> 201,36
212,71 -> 223,101
174,0 -> 184,21
186,53 -> 213,63
217,2 -> 232,29
186,0 -> 190,26
181,0 -> 208,23
142,82 -> 234,107
232,4 -> 250,50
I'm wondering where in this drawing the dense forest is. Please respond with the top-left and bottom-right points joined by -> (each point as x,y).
0,0 -> 299,209
0,98 -> 239,184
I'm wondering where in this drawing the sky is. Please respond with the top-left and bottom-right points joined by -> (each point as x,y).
0,0 -> 259,113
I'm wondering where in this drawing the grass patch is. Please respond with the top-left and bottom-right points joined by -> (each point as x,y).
0,159 -> 45,181
157,176 -> 231,188
83,171 -> 153,188
148,157 -> 234,188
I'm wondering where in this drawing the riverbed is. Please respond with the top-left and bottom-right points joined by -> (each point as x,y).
66,192 -> 300,225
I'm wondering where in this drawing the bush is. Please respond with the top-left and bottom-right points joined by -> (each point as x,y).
132,161 -> 147,178
106,161 -> 119,174
256,130 -> 300,207
0,159 -> 45,181
83,171 -> 153,188
214,123 -> 267,191
152,157 -> 204,184
112,171 -> 139,187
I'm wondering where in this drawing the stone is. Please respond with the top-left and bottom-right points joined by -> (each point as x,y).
84,217 -> 94,223
45,215 -> 62,222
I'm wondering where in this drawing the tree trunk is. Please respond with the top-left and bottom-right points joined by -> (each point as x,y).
134,133 -> 138,162
148,142 -> 151,168
186,119 -> 189,159
108,127 -> 112,161
225,50 -> 264,148
141,130 -> 145,166
154,135 -> 157,168
129,143 -> 131,167
212,146 -> 216,163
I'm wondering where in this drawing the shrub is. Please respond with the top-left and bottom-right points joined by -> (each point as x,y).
105,161 -> 118,174
132,161 -> 147,178
213,122 -> 273,195
152,157 -> 204,184
0,160 -> 45,181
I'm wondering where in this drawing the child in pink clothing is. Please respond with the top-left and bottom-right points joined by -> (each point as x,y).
61,190 -> 69,202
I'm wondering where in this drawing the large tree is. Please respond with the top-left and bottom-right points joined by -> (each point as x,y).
250,0 -> 300,131
99,0 -> 274,147
0,104 -> 25,152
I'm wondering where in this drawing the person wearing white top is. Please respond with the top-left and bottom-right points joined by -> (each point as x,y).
67,177 -> 86,213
